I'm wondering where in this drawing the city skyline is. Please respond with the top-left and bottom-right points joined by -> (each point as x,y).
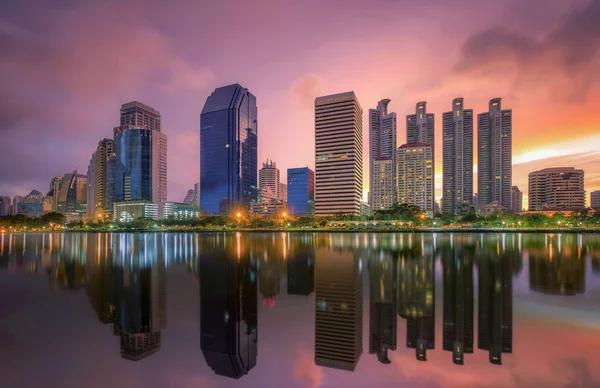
1,0 -> 599,207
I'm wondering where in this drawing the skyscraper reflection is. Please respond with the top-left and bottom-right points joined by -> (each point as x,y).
199,233 -> 258,379
111,234 -> 167,361
441,238 -> 474,365
287,234 -> 315,296
368,250 -> 397,364
314,244 -> 363,371
86,234 -> 115,323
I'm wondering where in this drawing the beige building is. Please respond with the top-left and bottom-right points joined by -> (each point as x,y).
591,190 -> 600,210
259,160 -> 280,199
315,92 -> 363,216
371,158 -> 394,211
528,167 -> 585,210
397,143 -> 434,214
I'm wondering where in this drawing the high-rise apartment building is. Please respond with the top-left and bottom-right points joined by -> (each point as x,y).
528,168 -> 585,210
48,176 -> 63,213
200,84 -> 257,214
0,196 -> 11,216
369,99 -> 397,209
478,98 -> 512,209
259,160 -> 280,199
511,186 -> 523,213
287,167 -> 315,216
406,102 -> 435,211
114,102 -> 167,203
591,190 -> 600,210
315,247 -> 362,371
397,143 -> 434,214
87,153 -> 96,217
442,98 -> 473,215
315,92 -> 363,216
93,138 -> 116,219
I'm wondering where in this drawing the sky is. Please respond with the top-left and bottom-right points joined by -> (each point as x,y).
0,0 -> 599,206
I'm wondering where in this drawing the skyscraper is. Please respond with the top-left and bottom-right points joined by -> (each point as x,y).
0,196 -> 11,216
406,102 -> 435,211
93,138 -> 116,219
314,246 -> 362,371
287,167 -> 314,216
200,84 -> 258,214
200,234 -> 258,379
591,190 -> 600,210
48,176 -> 63,213
57,172 -> 87,214
369,99 -> 397,209
528,168 -> 585,210
442,98 -> 473,215
397,143 -> 434,214
259,160 -> 280,199
183,189 -> 195,205
114,102 -> 167,204
478,98 -> 512,209
511,186 -> 523,213
87,153 -> 96,218
315,92 -> 363,216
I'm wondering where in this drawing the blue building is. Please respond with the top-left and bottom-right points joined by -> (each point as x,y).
114,128 -> 154,202
287,167 -> 314,216
200,84 -> 257,214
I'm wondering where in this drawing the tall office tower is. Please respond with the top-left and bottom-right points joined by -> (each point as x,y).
315,247 -> 362,371
315,92 -> 363,216
369,99 -> 397,209
368,251 -> 397,364
478,98 -> 512,209
442,98 -> 474,215
592,190 -> 600,210
11,196 -> 24,214
511,186 -> 523,213
478,256 -> 513,365
529,235 -> 585,295
528,168 -> 585,210
200,235 -> 258,379
114,102 -> 167,203
397,143 -> 434,213
183,189 -> 196,205
47,176 -> 63,213
287,234 -> 315,295
397,246 -> 435,361
287,167 -> 315,216
87,153 -> 96,217
112,234 -> 167,361
442,246 -> 474,365
407,102 -> 435,204
93,138 -> 116,219
279,183 -> 287,203
200,84 -> 258,214
0,196 -> 11,216
259,160 -> 280,199
57,171 -> 88,214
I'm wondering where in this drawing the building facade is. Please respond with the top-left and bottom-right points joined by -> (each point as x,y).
442,98 -> 473,215
315,92 -> 363,216
369,99 -> 397,209
591,190 -> 600,210
528,167 -> 585,210
0,196 -> 11,216
287,167 -> 315,216
57,172 -> 87,214
397,143 -> 434,214
200,84 -> 258,214
511,186 -> 523,213
478,98 -> 512,209
259,160 -> 280,199
48,176 -> 63,213
87,153 -> 96,218
279,183 -> 287,203
371,158 -> 394,211
94,138 -> 116,219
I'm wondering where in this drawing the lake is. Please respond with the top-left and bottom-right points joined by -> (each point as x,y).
1,232 -> 599,387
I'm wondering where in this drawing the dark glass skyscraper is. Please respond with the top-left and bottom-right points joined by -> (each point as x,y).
200,84 -> 258,214
368,250 -> 397,364
287,167 -> 314,216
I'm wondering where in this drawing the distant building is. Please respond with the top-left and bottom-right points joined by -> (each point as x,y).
114,102 -> 167,204
57,172 -> 87,215
87,153 -> 96,218
315,92 -> 363,216
473,201 -> 504,216
478,98 -> 512,209
528,168 -> 585,210
591,190 -> 600,210
433,201 -> 440,215
397,143 -> 434,215
407,101 -> 435,208
360,201 -> 371,217
193,183 -> 200,207
0,196 -> 11,216
250,186 -> 286,216
287,167 -> 315,216
200,84 -> 257,214
93,138 -> 116,219
315,247 -> 362,371
47,176 -> 63,213
183,189 -> 196,205
259,160 -> 281,199
279,183 -> 287,203
372,158 -> 394,211
11,196 -> 24,215
369,99 -> 397,209
113,201 -> 200,222
511,186 -> 523,213
442,98 -> 473,215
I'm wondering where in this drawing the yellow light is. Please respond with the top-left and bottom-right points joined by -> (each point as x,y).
236,212 -> 242,218
282,212 -> 288,217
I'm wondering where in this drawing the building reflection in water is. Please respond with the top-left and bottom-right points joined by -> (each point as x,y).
111,234 -> 167,361
529,234 -> 585,295
199,233 -> 258,379
477,235 -> 514,365
287,234 -> 315,296
368,249 -> 397,364
314,237 -> 363,371
256,234 -> 285,307
397,235 -> 435,362
441,235 -> 474,365
86,234 -> 116,323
